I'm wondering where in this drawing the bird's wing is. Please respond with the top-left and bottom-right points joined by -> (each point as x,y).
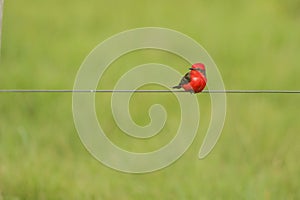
179,72 -> 190,86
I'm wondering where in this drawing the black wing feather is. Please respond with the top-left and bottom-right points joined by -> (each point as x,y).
173,72 -> 190,89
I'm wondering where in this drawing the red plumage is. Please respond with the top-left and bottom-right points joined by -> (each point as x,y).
173,63 -> 207,93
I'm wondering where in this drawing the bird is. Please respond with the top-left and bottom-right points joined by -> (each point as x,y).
172,63 -> 207,93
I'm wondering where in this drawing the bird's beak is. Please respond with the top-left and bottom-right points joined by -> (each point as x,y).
189,68 -> 194,70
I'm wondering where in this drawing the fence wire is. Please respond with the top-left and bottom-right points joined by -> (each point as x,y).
0,89 -> 300,93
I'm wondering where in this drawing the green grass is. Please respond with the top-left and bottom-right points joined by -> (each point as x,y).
1,0 -> 300,199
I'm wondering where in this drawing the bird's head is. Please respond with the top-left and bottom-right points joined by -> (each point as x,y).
189,63 -> 206,76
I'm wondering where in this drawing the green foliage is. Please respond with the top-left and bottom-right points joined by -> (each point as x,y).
0,0 -> 299,199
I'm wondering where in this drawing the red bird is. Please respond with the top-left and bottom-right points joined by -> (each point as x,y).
173,63 -> 207,93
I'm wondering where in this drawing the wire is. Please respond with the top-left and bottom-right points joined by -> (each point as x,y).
0,89 -> 300,93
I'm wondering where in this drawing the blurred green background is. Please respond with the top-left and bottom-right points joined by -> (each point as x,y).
1,0 -> 300,199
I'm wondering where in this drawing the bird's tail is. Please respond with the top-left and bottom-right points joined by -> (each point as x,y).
172,85 -> 181,89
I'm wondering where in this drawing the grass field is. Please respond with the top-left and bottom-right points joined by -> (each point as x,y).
1,0 -> 300,199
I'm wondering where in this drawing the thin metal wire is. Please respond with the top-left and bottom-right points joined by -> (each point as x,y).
0,89 -> 300,93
